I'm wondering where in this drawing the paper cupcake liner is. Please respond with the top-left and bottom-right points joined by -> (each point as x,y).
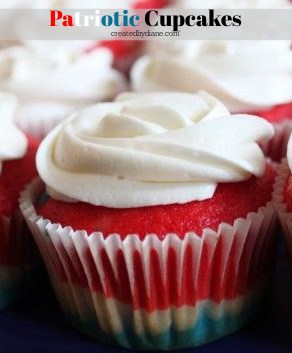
261,119 -> 292,162
272,159 -> 292,268
0,211 -> 39,308
20,178 -> 277,350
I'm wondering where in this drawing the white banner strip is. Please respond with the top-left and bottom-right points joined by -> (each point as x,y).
0,9 -> 291,40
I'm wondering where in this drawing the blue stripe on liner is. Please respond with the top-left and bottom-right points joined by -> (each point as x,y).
66,297 -> 260,350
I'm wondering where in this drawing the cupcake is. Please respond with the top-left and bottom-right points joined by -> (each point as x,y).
131,2 -> 292,161
0,42 -> 126,138
20,92 -> 277,349
0,92 -> 39,309
273,136 -> 292,271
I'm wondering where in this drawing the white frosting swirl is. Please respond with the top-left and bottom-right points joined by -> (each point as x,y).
0,92 -> 27,173
173,0 -> 291,8
132,40 -> 292,113
0,43 -> 126,130
37,92 -> 274,208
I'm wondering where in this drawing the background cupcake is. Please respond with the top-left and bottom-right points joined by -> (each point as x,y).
273,136 -> 292,272
0,42 -> 126,138
131,0 -> 292,161
0,0 -> 171,73
21,91 -> 277,349
0,92 -> 39,309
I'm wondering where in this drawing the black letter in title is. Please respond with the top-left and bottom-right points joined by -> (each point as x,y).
145,10 -> 158,26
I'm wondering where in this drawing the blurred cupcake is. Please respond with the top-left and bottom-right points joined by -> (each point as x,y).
0,0 -> 170,75
273,136 -> 292,271
131,0 -> 292,161
132,40 -> 292,161
132,41 -> 292,114
0,92 -> 39,309
0,42 -> 126,138
21,91 -> 277,349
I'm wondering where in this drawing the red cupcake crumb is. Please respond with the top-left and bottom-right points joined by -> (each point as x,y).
0,135 -> 39,217
36,163 -> 276,240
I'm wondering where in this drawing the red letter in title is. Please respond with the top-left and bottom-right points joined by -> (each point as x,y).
50,10 -> 63,26
63,15 -> 74,26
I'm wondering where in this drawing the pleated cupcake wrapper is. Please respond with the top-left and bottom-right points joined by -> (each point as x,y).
261,119 -> 292,162
272,159 -> 292,265
0,211 -> 39,308
20,178 -> 277,349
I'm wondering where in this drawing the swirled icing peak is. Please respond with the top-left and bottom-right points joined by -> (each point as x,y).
37,92 -> 274,208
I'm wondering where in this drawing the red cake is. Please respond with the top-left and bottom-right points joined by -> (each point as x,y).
36,163 -> 276,240
0,134 -> 39,268
0,135 -> 39,218
97,40 -> 143,74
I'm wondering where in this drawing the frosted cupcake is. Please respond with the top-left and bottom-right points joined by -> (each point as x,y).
0,92 -> 39,308
0,43 -> 126,138
20,92 -> 277,349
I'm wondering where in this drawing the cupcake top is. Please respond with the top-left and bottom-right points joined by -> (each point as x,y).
37,92 -> 274,208
131,40 -> 292,113
172,0 -> 291,8
0,92 -> 27,172
0,43 -> 126,127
